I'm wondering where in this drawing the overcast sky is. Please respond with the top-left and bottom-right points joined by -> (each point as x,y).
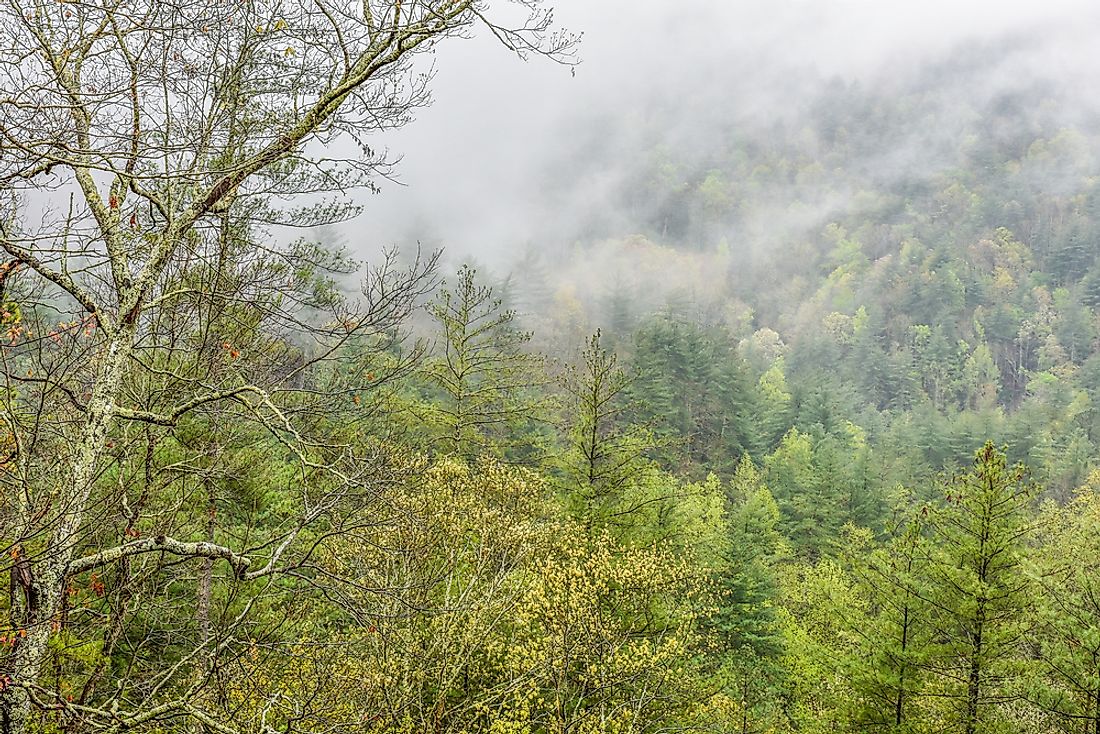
349,0 -> 1100,266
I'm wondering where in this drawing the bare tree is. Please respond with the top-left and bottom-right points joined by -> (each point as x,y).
0,0 -> 575,729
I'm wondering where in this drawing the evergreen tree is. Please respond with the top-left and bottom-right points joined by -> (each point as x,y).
1053,287 -> 1095,365
846,517 -> 933,733
509,245 -> 555,321
756,357 -> 795,450
628,313 -> 756,475
602,278 -> 638,346
715,456 -> 784,657
423,264 -> 548,460
558,330 -> 655,529
762,426 -> 881,557
922,443 -> 1037,734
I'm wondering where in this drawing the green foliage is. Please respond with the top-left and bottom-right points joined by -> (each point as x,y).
844,519 -> 934,733
920,443 -> 1037,734
558,330 -> 657,531
627,313 -> 758,476
710,457 -> 784,658
422,264 -> 549,461
1027,476 -> 1100,732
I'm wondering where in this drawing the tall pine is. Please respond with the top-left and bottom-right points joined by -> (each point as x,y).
922,443 -> 1036,734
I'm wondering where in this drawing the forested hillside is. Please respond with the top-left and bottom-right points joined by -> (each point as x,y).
504,42 -> 1100,503
4,0 -> 1100,732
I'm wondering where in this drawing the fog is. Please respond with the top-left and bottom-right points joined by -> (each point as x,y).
347,0 -> 1100,284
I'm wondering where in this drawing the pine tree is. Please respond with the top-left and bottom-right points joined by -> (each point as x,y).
424,264 -> 548,461
922,443 -> 1036,734
509,245 -> 554,321
602,278 -> 638,346
628,313 -> 755,475
764,428 -> 861,557
846,516 -> 933,732
558,330 -> 655,529
714,455 -> 784,657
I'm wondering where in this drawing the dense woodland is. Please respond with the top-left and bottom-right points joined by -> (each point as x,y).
4,1 -> 1100,732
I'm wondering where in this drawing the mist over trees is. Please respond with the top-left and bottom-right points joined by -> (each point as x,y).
5,0 -> 1100,733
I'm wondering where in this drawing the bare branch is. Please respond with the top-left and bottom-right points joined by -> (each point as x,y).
68,535 -> 252,578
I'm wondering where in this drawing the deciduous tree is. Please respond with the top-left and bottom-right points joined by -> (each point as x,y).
0,0 -> 574,728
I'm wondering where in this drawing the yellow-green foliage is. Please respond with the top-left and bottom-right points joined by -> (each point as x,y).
221,457 -> 709,734
494,525 -> 702,734
775,558 -> 865,733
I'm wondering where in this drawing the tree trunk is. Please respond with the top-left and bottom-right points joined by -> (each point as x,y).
895,603 -> 910,727
964,602 -> 986,734
2,326 -> 133,734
